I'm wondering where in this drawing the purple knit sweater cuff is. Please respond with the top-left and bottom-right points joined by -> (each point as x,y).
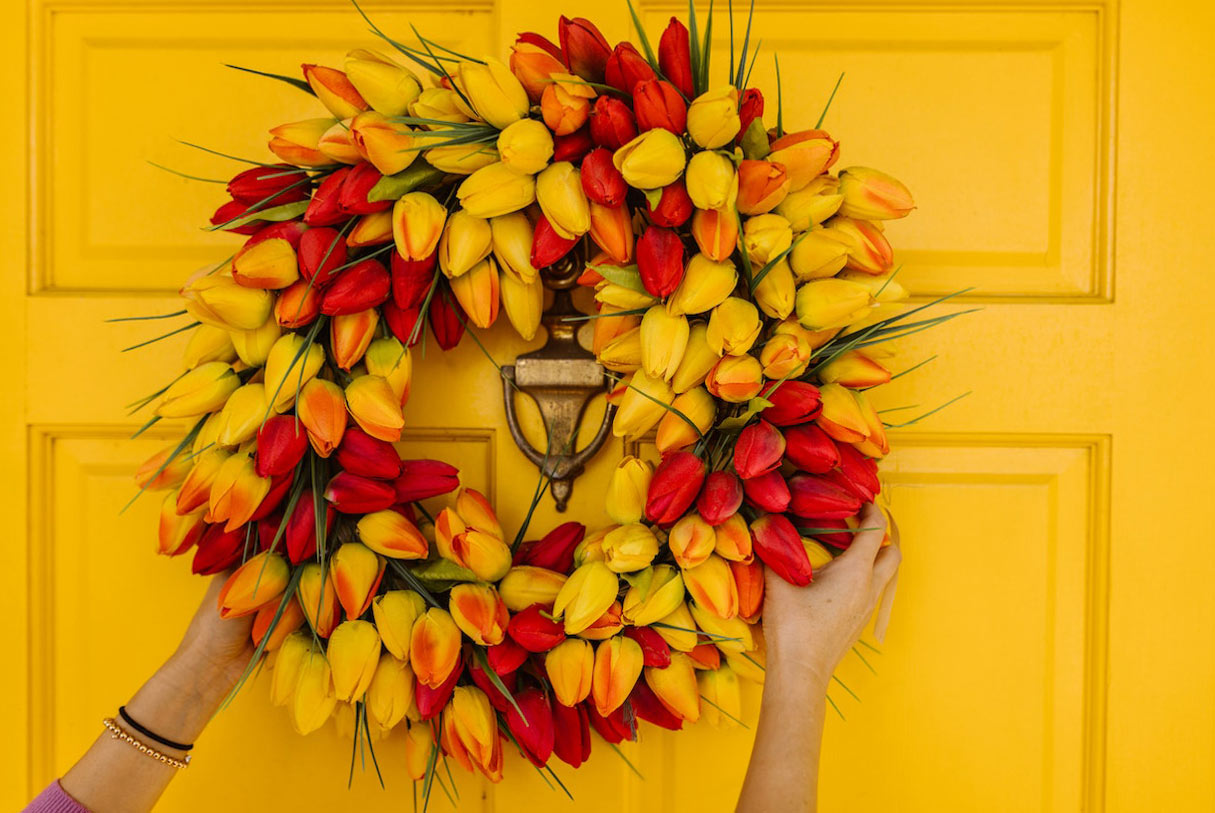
23,781 -> 90,813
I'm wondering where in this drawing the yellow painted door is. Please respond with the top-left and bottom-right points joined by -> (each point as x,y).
4,1 -> 1213,812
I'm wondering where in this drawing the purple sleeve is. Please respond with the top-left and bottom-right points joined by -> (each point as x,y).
22,781 -> 90,813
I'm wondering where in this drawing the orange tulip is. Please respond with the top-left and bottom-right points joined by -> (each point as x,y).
252,594 -> 305,651
838,166 -> 915,220
816,383 -> 870,444
767,129 -> 840,191
737,159 -> 790,215
216,552 -> 289,618
297,378 -> 347,457
268,119 -> 334,168
232,238 -> 299,289
645,652 -> 700,722
448,583 -> 509,646
345,375 -> 404,442
732,558 -> 764,622
357,509 -> 428,560
330,308 -> 378,371
157,494 -> 204,556
591,636 -> 643,717
667,513 -> 716,569
448,258 -> 500,329
540,72 -> 595,135
207,451 -> 271,532
682,554 -> 739,620
392,192 -> 447,261
690,208 -> 738,263
330,542 -> 385,620
136,443 -> 192,492
303,64 -> 368,119
410,607 -> 461,688
349,110 -> 417,176
298,562 -> 341,638
704,354 -> 764,403
588,201 -> 634,264
443,686 -> 504,781
544,639 -> 594,706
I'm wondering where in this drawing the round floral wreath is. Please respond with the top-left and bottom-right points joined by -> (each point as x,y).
131,0 -> 933,793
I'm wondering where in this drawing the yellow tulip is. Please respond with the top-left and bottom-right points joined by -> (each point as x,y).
686,86 -> 741,149
458,59 -> 529,129
742,213 -> 793,266
497,117 -> 555,175
291,648 -> 337,734
213,382 -> 267,447
655,386 -> 715,453
666,254 -> 738,317
297,563 -> 340,638
645,652 -> 701,722
410,607 -> 462,688
349,111 -> 417,176
752,258 -> 796,320
363,336 -> 412,404
344,49 -> 422,116
685,150 -> 738,211
621,565 -> 686,626
425,143 -> 499,175
498,566 -> 568,612
365,652 -> 414,730
613,128 -> 687,190
263,332 -> 325,413
438,209 -> 493,278
668,513 -> 716,569
302,64 -> 368,119
705,297 -> 762,355
536,161 -> 591,239
371,589 -> 427,661
448,583 -> 509,646
776,175 -> 843,231
670,322 -> 722,394
704,354 -> 764,403
795,278 -> 874,331
232,238 -> 298,289
449,258 -> 500,329
318,119 -> 361,165
490,212 -> 539,282
499,270 -> 543,341
229,315 -> 281,368
545,639 -> 594,706
410,87 -> 473,126
591,636 -> 644,716
181,273 -> 273,331
156,361 -> 238,418
759,331 -> 812,379
689,603 -> 753,653
611,370 -> 674,440
268,119 -> 334,168
838,166 -> 915,220
327,619 -> 382,702
698,665 -> 741,727
639,305 -> 690,381
392,192 -> 447,261
605,456 -> 652,524
183,324 -> 236,368
789,228 -> 851,281
457,162 -> 537,218
270,632 -> 311,707
653,602 -> 698,652
552,561 -> 619,635
682,554 -> 739,620
601,523 -> 659,573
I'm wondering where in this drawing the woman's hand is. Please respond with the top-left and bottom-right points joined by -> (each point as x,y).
760,502 -> 901,691
737,502 -> 901,813
166,572 -> 257,695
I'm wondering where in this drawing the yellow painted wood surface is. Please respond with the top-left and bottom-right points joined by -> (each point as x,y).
3,0 -> 1214,811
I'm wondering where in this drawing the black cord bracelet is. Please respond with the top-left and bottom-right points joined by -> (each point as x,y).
118,706 -> 194,752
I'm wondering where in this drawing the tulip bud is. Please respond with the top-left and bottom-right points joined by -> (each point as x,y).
645,652 -> 701,722
274,280 -> 321,329
605,456 -> 652,524
345,374 -> 404,442
685,206 -> 736,264
838,166 -> 914,220
216,552 -> 289,618
503,687 -> 556,767
321,259 -> 390,317
496,118 -> 554,175
633,79 -> 687,135
585,200 -> 633,265
816,383 -> 870,443
191,523 -> 241,575
183,324 -> 237,369
530,213 -> 579,269
208,451 -> 271,532
297,377 -> 347,457
788,473 -> 863,520
788,229 -> 849,281
613,129 -> 687,190
752,258 -> 796,321
211,383 -> 266,448
516,521 -> 585,573
670,322 -> 721,393
655,386 -> 715,453
459,59 -> 529,129
330,542 -> 385,619
443,685 -> 504,780
762,380 -> 823,426
295,227 -> 349,290
667,253 -> 737,317
536,162 -> 591,239
795,278 -> 874,331
768,129 -> 839,191
668,513 -> 716,569
365,592 -> 424,665
831,217 -> 894,275
157,495 -> 204,556
686,86 -> 741,149
269,631 -> 312,706
229,316 -> 281,369
136,443 -> 191,492
658,17 -> 694,97
611,370 -> 675,441
683,554 -> 740,619
510,37 -> 565,102
353,510 -> 425,563
416,658 -> 461,720
328,308 -> 377,371
290,647 -> 337,735
834,442 -> 881,502
540,73 -> 595,135
268,119 -> 334,168
733,420 -> 786,480
645,451 -> 706,526
685,150 -> 738,211
705,354 -> 764,403
410,86 -> 473,126
589,95 -> 637,150
364,652 -> 414,730
387,195 -> 443,267
327,619 -> 381,702
742,213 -> 793,266
696,471 -> 743,526
332,426 -> 400,481
545,638 -> 595,706
553,561 -> 619,635
457,161 -> 537,218
343,49 -> 420,117
634,225 -> 684,298
402,722 -> 435,780
393,459 -> 459,503
410,607 -> 461,688
294,562 -> 339,638
347,112 -> 417,176
636,305 -> 690,381
232,238 -> 299,290
591,636 -> 644,717
737,159 -> 790,215
323,472 -> 396,517
436,209 -> 492,280
604,41 -> 655,94
706,297 -> 761,356
156,362 -> 239,418
559,16 -> 611,81
818,349 -> 891,388
784,423 -> 840,473
750,513 -> 813,585
601,523 -> 659,573
263,333 -> 325,414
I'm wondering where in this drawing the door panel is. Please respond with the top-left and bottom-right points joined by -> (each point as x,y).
5,1 -> 1214,812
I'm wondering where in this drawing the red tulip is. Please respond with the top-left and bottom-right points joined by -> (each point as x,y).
737,88 -> 765,142
486,638 -> 530,676
558,16 -> 611,81
507,603 -> 567,652
530,213 -> 580,268
658,18 -> 695,99
228,164 -> 309,206
334,426 -> 402,480
580,147 -> 627,207
210,200 -> 263,235
750,513 -> 813,586
636,225 -> 685,297
645,450 -> 706,526
633,79 -> 687,134
321,258 -> 390,315
629,679 -> 683,730
742,469 -> 791,513
506,688 -> 556,766
787,473 -> 862,520
247,219 -> 308,250
338,162 -> 391,215
324,471 -> 396,514
382,300 -> 422,347
249,471 -> 293,522
589,96 -> 637,150
834,442 -> 880,502
255,415 -> 308,477
191,524 -> 243,574
297,227 -> 349,288
393,459 -> 460,503
552,701 -> 592,768
623,625 -> 671,668
304,167 -> 350,226
553,126 -> 595,162
285,490 -> 335,564
733,420 -> 786,479
783,424 -> 840,474
696,470 -> 743,526
391,251 -> 437,309
586,702 -> 634,744
604,42 -> 656,94
427,290 -> 466,350
762,381 -> 823,426
645,180 -> 693,227
515,521 -> 585,572
415,655 -> 462,720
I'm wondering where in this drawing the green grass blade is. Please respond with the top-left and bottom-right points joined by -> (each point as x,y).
816,72 -> 845,129
225,64 -> 315,95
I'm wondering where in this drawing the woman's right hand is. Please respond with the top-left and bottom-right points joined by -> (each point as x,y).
760,502 -> 901,691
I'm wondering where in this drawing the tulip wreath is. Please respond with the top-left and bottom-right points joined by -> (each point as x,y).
127,0 -> 955,799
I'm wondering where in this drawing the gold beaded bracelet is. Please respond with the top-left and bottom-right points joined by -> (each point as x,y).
101,718 -> 191,769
